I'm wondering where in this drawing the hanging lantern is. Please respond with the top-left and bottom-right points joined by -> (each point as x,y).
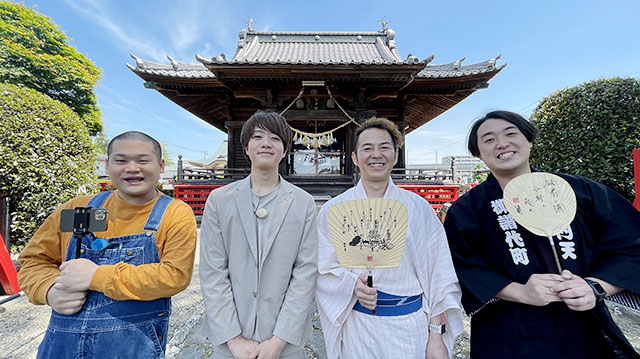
326,98 -> 335,109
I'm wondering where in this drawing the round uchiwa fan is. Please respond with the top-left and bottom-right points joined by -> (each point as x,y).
328,198 -> 408,271
503,172 -> 577,272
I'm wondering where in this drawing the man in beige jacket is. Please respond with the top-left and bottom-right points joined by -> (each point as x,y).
200,111 -> 318,359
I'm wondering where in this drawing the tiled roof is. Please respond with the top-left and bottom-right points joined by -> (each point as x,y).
128,54 -> 504,81
127,54 -> 214,79
127,29 -> 505,80
417,55 -> 505,78
198,28 -> 426,66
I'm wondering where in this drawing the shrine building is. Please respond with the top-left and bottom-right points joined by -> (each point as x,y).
128,21 -> 505,196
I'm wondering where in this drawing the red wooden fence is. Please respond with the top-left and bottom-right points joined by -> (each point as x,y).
174,185 -> 225,215
174,184 -> 461,215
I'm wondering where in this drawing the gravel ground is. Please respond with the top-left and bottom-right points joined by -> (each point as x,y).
451,301 -> 640,358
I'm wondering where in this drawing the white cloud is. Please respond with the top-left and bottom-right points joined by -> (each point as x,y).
96,86 -> 136,108
164,0 -> 234,61
179,112 -> 223,131
62,0 -> 173,62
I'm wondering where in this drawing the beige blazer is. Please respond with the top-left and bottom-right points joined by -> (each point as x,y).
199,176 -> 318,358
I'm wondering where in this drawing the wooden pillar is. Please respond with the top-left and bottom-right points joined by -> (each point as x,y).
226,126 -> 235,169
396,120 -> 407,169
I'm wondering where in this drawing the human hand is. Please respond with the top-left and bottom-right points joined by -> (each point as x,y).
520,273 -> 564,306
256,336 -> 286,359
227,334 -> 259,359
426,331 -> 447,359
551,270 -> 597,311
46,282 -> 87,315
354,273 -> 377,310
55,258 -> 99,292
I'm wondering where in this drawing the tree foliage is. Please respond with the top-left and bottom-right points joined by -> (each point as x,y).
94,132 -> 108,155
530,77 -> 640,201
0,83 -> 96,249
471,163 -> 488,183
161,143 -> 175,165
0,1 -> 102,135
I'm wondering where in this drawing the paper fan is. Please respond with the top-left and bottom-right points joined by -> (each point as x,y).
503,172 -> 577,272
328,198 -> 408,270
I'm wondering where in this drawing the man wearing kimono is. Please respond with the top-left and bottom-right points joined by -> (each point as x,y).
316,117 -> 463,359
444,110 -> 640,358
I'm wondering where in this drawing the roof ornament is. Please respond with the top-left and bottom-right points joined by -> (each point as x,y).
246,17 -> 256,32
488,54 -> 502,69
167,55 -> 179,70
405,54 -> 419,64
129,53 -> 144,68
378,16 -> 389,32
453,56 -> 466,70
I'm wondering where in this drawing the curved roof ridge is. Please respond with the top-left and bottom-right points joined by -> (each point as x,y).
375,36 -> 402,62
129,53 -> 214,79
417,55 -> 507,78
234,33 -> 261,62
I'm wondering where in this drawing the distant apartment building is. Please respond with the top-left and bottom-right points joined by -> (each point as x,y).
408,155 -> 487,183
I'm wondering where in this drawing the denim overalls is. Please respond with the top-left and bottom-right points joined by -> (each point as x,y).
38,191 -> 173,359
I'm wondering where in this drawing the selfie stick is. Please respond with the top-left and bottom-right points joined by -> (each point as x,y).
73,207 -> 92,259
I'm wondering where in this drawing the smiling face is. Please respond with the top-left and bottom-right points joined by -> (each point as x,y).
476,118 -> 533,181
352,127 -> 398,187
106,139 -> 164,204
245,127 -> 286,172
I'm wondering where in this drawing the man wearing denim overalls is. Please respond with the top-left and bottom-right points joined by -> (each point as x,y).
18,131 -> 197,358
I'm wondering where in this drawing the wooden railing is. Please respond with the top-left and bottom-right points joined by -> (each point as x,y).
177,167 -> 251,184
390,168 -> 453,184
177,167 -> 451,185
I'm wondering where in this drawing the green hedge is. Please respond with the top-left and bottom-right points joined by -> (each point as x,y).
530,77 -> 640,201
0,83 -> 96,250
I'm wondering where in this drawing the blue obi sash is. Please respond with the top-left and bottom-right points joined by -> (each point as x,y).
353,291 -> 422,317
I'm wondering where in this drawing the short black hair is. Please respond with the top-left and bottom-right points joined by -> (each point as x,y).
240,111 -> 293,154
467,111 -> 538,157
107,131 -> 163,162
353,117 -> 404,153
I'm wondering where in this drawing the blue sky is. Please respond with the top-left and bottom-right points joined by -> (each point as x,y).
21,0 -> 640,164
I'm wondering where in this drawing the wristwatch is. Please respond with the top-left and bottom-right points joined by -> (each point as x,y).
428,323 -> 446,335
585,279 -> 607,302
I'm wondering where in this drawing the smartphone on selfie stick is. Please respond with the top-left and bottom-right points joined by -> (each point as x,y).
60,207 -> 108,258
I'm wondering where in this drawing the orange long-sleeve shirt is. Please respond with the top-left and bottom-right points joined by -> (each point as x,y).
18,191 -> 197,305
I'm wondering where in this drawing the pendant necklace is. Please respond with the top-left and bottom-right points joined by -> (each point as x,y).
254,194 -> 268,218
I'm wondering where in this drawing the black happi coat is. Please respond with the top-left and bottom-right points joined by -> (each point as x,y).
444,172 -> 640,359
